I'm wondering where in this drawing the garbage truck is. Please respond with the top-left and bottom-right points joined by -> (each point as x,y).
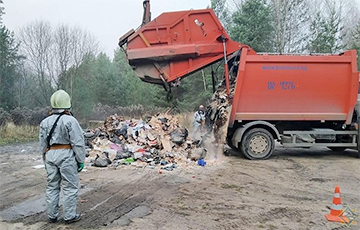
119,2 -> 360,159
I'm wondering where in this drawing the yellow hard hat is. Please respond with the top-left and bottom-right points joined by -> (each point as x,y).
50,90 -> 71,109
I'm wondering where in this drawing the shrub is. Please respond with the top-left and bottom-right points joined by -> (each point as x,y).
0,108 -> 12,127
90,103 -> 167,121
0,122 -> 39,145
9,107 -> 49,126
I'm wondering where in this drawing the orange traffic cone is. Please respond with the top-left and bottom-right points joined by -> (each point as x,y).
325,186 -> 349,223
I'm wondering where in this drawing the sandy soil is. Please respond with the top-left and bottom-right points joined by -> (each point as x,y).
0,142 -> 359,230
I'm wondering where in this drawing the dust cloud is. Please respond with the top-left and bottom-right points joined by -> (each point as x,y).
176,111 -> 230,164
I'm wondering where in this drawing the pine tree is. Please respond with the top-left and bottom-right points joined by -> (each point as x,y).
230,0 -> 274,52
351,21 -> 360,70
0,0 -> 22,109
308,9 -> 345,53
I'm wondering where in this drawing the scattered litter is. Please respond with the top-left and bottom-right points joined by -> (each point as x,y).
197,159 -> 206,166
93,152 -> 112,167
189,148 -> 207,161
162,163 -> 178,171
170,128 -> 188,144
32,164 -> 45,169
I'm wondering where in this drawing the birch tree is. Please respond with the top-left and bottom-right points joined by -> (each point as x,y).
0,0 -> 3,24
340,0 -> 360,68
18,21 -> 99,105
270,0 -> 310,53
350,21 -> 360,70
18,21 -> 53,105
211,0 -> 231,31
54,25 -> 99,96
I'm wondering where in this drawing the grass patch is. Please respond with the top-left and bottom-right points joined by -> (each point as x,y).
221,183 -> 243,193
0,122 -> 39,145
221,183 -> 239,189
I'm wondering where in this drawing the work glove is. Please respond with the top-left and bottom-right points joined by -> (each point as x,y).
77,162 -> 84,172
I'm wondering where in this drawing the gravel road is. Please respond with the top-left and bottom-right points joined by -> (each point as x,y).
0,141 -> 359,230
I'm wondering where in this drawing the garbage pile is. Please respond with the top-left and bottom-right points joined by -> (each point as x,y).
84,113 -> 207,169
205,86 -> 233,144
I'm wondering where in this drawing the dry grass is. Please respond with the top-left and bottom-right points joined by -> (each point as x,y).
0,122 -> 39,145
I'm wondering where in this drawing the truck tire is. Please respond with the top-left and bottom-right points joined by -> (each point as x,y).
240,128 -> 274,160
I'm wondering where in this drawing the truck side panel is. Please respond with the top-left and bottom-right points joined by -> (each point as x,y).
229,50 -> 359,126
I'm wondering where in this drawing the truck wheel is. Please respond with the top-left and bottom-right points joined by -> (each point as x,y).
240,128 -> 274,160
328,147 -> 347,152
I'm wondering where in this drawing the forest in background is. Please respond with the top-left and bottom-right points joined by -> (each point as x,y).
0,0 -> 360,124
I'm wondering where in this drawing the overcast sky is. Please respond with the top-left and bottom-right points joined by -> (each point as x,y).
3,0 -> 210,57
3,0 -> 360,57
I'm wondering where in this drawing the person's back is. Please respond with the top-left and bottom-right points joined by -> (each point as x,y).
40,114 -> 86,163
39,90 -> 86,224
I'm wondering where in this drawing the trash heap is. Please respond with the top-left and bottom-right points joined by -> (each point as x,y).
206,86 -> 233,144
84,113 -> 207,169
84,83 -> 234,170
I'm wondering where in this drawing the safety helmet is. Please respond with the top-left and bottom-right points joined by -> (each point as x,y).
50,90 -> 71,109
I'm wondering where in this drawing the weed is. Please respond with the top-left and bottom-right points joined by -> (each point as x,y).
221,183 -> 239,189
268,224 -> 278,230
0,122 -> 39,145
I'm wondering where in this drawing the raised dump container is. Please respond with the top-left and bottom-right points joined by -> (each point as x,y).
120,9 -> 245,87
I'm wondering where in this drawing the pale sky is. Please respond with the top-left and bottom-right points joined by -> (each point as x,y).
3,0 -> 211,57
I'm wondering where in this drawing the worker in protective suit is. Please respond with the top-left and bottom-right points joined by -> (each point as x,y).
193,105 -> 206,139
39,89 -> 86,224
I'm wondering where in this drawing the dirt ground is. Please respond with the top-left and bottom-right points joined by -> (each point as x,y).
0,141 -> 359,230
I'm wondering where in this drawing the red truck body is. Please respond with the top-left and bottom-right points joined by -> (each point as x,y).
229,49 -> 359,126
121,9 -> 247,85
120,7 -> 360,159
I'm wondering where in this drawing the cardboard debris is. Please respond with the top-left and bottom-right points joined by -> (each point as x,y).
84,113 -> 206,169
84,83 -> 234,170
161,138 -> 172,152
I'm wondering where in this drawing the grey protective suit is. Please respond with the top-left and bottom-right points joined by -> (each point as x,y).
192,110 -> 206,138
39,113 -> 86,221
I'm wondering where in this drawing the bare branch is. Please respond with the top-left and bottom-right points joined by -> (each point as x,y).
18,20 -> 53,104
